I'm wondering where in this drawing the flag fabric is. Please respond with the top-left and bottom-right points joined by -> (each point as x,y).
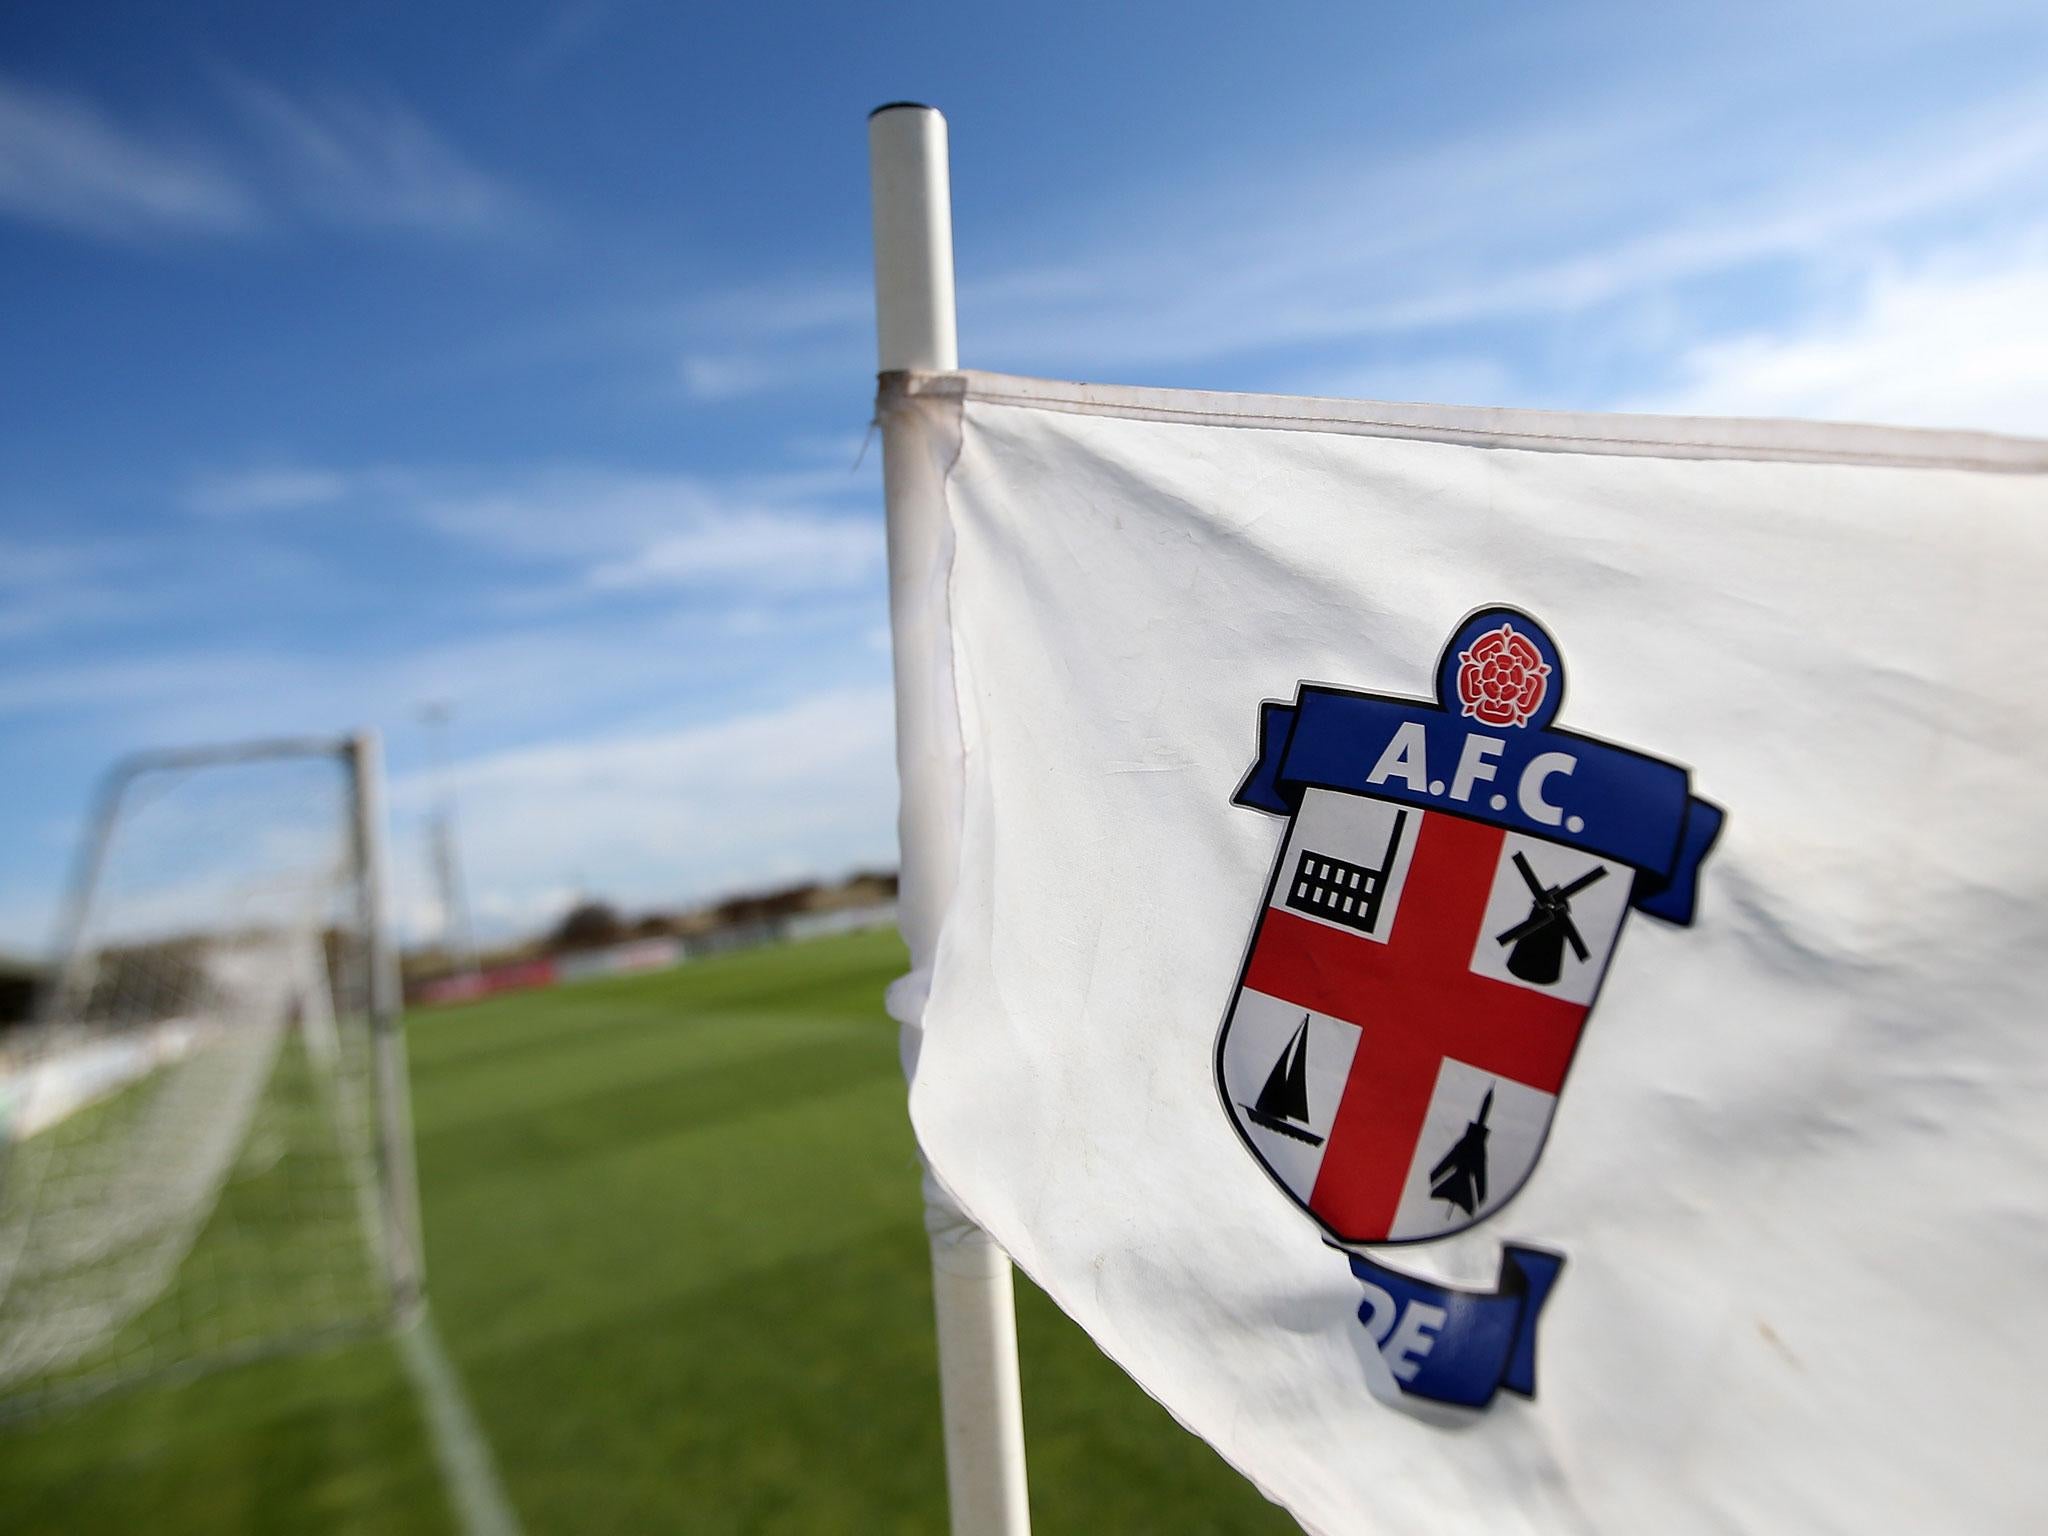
878,369 -> 2048,1536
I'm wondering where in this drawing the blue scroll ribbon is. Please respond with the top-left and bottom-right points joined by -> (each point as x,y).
1234,608 -> 1722,926
1348,1245 -> 1565,1408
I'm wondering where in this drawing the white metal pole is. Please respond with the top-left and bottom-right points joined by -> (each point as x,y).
869,103 -> 1033,1536
870,104 -> 959,375
350,730 -> 426,1320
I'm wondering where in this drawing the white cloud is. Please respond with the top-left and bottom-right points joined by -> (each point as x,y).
586,509 -> 880,594
0,535 -> 146,640
1293,356 -> 1520,410
0,74 -> 254,239
972,93 -> 2048,375
1305,112 -> 2048,340
685,280 -> 872,338
678,346 -> 862,402
387,686 -> 898,939
508,0 -> 624,82
0,589 -> 128,643
784,430 -> 873,467
220,74 -> 519,235
645,57 -> 2045,405
185,466 -> 352,517
0,70 -> 519,243
679,353 -> 799,401
678,77 -> 2048,397
0,650 -> 310,722
412,465 -> 882,598
168,457 -> 883,602
1628,235 -> 2048,434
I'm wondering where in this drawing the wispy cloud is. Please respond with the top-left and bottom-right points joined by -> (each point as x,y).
170,456 -> 882,600
1292,356 -> 1520,411
675,75 -> 2048,411
585,509 -> 880,594
0,587 -> 881,754
0,74 -> 254,239
0,535 -> 148,640
679,352 -> 812,402
961,90 -> 2048,375
184,465 -> 352,517
1626,230 -> 2048,434
219,74 -> 521,235
386,685 -> 897,938
0,69 -> 520,244
1252,107 -> 2048,347
687,280 -> 873,338
508,0 -> 620,81
405,464 -> 882,598
0,648 -> 305,721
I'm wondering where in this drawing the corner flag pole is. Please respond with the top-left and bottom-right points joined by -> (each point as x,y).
868,103 -> 1033,1536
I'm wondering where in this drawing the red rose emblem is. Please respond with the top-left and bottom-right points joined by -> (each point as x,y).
1456,622 -> 1551,728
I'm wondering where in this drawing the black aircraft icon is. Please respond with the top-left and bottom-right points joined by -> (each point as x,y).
1429,1086 -> 1492,1215
1495,852 -> 1608,987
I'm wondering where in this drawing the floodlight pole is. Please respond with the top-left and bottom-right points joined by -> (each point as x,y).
869,103 -> 1033,1536
418,700 -> 480,979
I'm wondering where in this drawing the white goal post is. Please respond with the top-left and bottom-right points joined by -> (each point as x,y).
0,732 -> 423,1416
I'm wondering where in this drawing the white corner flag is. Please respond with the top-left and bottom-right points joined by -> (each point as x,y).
877,367 -> 2048,1535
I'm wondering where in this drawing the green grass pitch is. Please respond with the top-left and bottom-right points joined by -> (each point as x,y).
0,928 -> 1295,1533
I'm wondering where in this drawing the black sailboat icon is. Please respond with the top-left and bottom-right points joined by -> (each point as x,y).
1241,1016 -> 1324,1146
1429,1086 -> 1493,1215
1495,852 -> 1609,986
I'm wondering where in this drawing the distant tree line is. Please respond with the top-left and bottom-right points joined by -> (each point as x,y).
0,961 -> 36,1031
541,870 -> 899,956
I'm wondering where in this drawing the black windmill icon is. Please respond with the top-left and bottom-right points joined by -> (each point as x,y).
1494,852 -> 1609,987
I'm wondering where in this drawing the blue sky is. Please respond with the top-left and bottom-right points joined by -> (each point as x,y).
2,1 -> 2044,950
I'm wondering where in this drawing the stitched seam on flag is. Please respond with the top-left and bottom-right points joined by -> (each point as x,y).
971,391 -> 2043,471
882,371 -> 2048,473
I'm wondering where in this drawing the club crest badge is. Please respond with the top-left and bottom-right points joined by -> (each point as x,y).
1218,607 -> 1722,1412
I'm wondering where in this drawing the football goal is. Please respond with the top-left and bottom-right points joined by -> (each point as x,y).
0,733 -> 422,1417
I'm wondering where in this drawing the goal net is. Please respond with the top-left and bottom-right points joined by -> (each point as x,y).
0,735 -> 421,1415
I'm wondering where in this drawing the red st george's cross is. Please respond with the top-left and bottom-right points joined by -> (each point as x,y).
1221,795 -> 1626,1246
